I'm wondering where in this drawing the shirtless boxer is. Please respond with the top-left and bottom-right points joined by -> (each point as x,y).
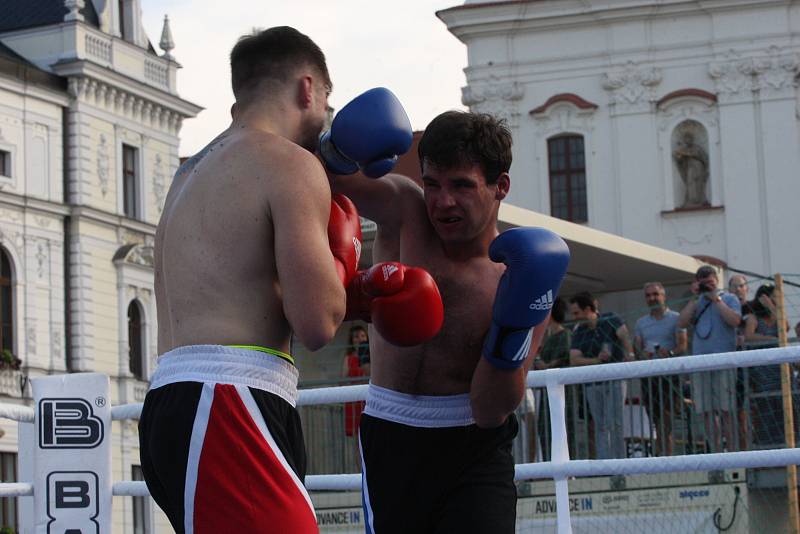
323,108 -> 569,533
138,27 -> 367,534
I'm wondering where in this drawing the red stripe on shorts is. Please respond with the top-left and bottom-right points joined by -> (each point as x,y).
193,384 -> 318,533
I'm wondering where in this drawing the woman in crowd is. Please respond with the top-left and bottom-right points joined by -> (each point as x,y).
745,284 -> 790,446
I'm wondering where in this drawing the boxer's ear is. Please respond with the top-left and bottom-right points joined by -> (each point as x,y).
495,173 -> 510,201
298,75 -> 314,109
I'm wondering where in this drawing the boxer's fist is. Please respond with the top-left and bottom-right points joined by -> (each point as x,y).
347,262 -> 444,347
319,88 -> 413,178
328,194 -> 362,286
483,228 -> 570,369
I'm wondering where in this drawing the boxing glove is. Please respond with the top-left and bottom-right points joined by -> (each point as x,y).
319,88 -> 413,178
328,194 -> 362,287
483,228 -> 570,369
347,262 -> 444,347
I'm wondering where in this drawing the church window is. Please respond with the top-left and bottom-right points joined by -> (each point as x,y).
548,135 -> 587,223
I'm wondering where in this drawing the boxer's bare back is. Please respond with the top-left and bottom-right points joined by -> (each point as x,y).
155,127 -> 343,356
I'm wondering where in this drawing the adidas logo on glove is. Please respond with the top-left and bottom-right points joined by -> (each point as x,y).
529,289 -> 554,311
381,263 -> 399,281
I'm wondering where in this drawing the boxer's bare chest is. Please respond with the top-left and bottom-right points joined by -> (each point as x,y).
370,223 -> 503,395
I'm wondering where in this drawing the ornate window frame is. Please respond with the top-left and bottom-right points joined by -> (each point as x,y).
530,94 -> 597,223
113,244 -> 155,385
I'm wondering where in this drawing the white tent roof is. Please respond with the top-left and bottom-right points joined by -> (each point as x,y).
498,203 -> 704,294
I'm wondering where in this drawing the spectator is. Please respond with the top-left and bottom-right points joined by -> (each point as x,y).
795,321 -> 800,343
633,282 -> 688,456
745,284 -> 790,446
728,274 -> 750,305
745,284 -> 784,349
342,325 -> 369,438
535,297 -> 571,371
569,292 -> 635,459
728,273 -> 752,450
678,265 -> 742,452
728,274 -> 752,350
532,297 -> 571,460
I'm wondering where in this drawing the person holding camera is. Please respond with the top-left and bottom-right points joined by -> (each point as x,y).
678,265 -> 742,453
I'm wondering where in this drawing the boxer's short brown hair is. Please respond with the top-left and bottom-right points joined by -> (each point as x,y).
230,26 -> 330,102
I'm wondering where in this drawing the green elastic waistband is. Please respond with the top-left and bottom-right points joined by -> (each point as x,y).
226,345 -> 295,366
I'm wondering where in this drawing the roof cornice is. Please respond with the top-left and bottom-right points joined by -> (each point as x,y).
52,59 -> 202,121
438,0 -> 794,41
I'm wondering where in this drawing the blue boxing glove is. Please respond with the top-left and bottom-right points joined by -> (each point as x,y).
319,87 -> 413,178
483,227 -> 570,369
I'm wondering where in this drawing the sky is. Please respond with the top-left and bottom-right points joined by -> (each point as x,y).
140,1 -> 468,157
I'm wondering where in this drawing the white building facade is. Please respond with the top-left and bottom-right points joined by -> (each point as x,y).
439,0 -> 800,278
0,0 -> 200,531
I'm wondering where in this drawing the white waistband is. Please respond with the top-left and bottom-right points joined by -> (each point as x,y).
149,345 -> 299,407
364,383 -> 475,428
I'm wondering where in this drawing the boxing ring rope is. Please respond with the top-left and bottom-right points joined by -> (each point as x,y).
0,347 -> 797,532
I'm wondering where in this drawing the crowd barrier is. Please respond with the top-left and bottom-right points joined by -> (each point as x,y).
0,346 -> 797,533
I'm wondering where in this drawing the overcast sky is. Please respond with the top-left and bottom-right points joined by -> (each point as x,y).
139,1 -> 468,157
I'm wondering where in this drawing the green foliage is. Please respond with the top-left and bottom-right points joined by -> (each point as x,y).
0,349 -> 20,370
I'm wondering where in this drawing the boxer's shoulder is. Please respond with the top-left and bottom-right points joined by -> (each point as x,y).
228,131 -> 325,179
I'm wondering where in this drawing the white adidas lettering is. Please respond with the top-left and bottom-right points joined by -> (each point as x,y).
381,263 -> 399,281
529,289 -> 554,311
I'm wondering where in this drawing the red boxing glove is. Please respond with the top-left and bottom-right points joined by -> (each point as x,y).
346,262 -> 444,347
328,194 -> 362,286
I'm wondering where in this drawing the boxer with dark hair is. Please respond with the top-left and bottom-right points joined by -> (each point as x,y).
140,26 -> 344,534
324,108 -> 569,533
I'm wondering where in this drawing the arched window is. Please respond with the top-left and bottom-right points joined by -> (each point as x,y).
0,248 -> 12,355
548,135 -> 587,223
128,301 -> 144,379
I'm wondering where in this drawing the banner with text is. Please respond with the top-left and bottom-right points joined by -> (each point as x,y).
32,373 -> 111,534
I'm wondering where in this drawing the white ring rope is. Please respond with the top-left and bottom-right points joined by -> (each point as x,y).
32,347 -> 797,424
0,346 -> 796,498
306,473 -> 362,491
0,404 -> 33,423
515,447 -> 800,479
113,481 -> 149,497
111,402 -> 143,421
297,383 -> 369,406
0,483 -> 32,497
527,346 -> 800,388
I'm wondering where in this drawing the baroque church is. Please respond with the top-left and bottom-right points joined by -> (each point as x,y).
439,0 -> 800,279
0,0 -> 200,530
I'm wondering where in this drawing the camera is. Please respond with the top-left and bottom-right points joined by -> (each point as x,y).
697,281 -> 713,293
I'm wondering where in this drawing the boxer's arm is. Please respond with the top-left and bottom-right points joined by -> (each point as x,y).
329,172 -> 422,231
271,153 -> 346,350
470,322 -> 547,429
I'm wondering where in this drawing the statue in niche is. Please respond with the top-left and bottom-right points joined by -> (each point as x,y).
672,123 -> 709,208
